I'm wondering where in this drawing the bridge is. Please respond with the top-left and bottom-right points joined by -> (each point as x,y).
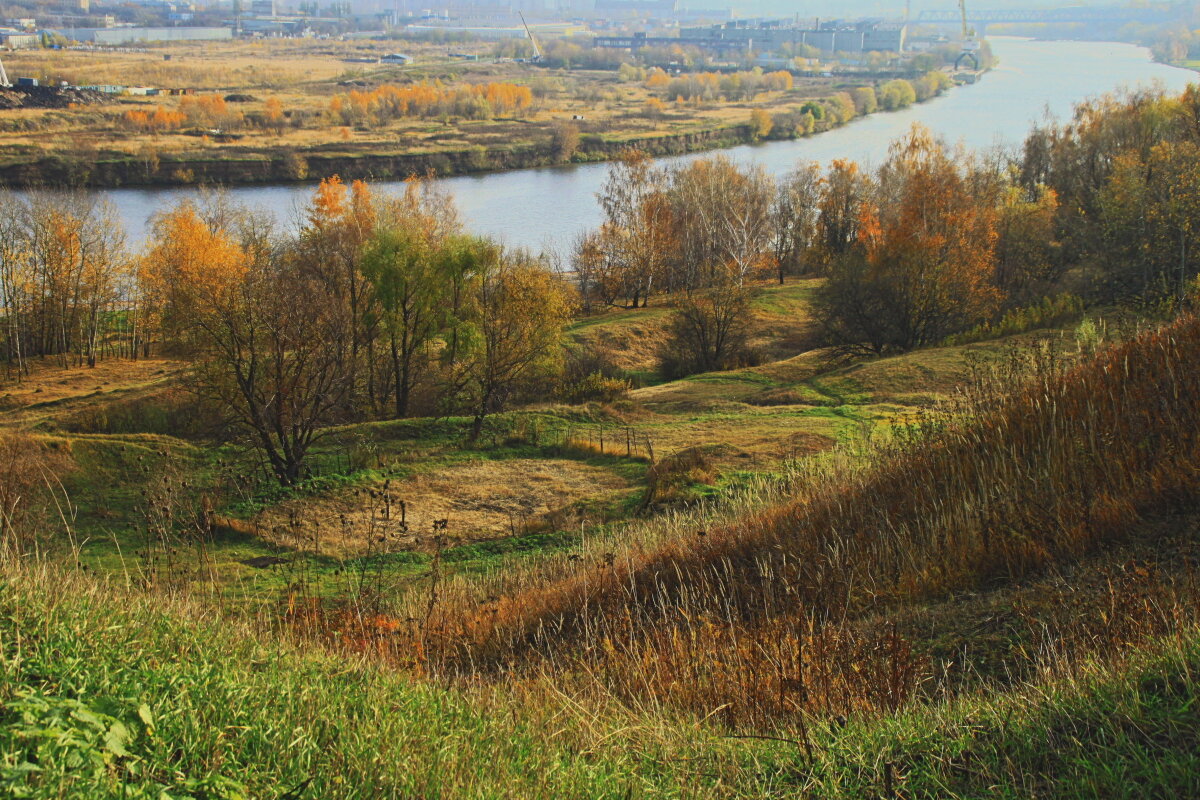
916,6 -> 1176,25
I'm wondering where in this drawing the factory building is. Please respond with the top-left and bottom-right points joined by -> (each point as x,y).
1,30 -> 39,48
674,19 -> 907,54
57,26 -> 232,44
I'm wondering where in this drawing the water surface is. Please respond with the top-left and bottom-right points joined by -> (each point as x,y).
83,38 -> 1200,252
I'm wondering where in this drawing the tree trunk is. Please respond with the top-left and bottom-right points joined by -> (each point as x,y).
468,412 -> 486,444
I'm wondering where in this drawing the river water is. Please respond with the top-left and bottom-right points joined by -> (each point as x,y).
93,37 -> 1197,252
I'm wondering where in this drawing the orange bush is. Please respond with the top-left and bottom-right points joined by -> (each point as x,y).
330,81 -> 534,127
121,105 -> 185,133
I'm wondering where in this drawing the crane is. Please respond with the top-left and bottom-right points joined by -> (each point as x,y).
0,55 -> 10,88
955,0 -> 981,70
518,12 -> 542,63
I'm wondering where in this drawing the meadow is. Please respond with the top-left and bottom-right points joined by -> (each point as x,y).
2,83 -> 1200,797
0,36 -> 958,187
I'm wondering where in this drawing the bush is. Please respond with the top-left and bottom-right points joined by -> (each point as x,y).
551,121 -> 580,163
878,79 -> 917,110
557,341 -> 635,403
657,283 -> 760,379
558,371 -> 632,405
944,294 -> 1086,346
640,446 -> 718,508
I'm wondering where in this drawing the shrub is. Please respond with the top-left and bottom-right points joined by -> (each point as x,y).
657,283 -> 760,379
557,371 -> 632,405
944,294 -> 1085,346
640,446 -> 718,508
878,79 -> 917,110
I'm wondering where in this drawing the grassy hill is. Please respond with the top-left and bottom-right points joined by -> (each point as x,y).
5,280 -> 1200,797
3,559 -> 1198,798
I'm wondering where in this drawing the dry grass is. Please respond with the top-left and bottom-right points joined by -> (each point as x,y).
323,313 -> 1200,727
0,39 -> 847,184
0,358 -> 185,428
254,457 -> 634,556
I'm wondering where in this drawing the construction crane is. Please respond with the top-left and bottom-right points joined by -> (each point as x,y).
0,55 -> 10,88
955,0 -> 981,70
518,12 -> 542,63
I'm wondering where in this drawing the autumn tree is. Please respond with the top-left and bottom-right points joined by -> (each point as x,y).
852,86 -> 878,115
144,201 -> 354,485
770,162 -> 822,283
813,159 -> 873,272
296,176 -> 378,414
577,149 -> 675,308
0,192 -> 29,378
993,181 -> 1062,303
263,97 -> 285,135
0,194 -> 128,368
658,266 -> 757,379
668,155 -> 775,290
749,108 -> 773,140
1098,140 -> 1200,300
448,250 -> 575,442
551,120 -> 580,163
878,79 -> 916,110
816,126 -> 1002,353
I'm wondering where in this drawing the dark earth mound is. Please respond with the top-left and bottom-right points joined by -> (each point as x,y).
0,85 -> 111,110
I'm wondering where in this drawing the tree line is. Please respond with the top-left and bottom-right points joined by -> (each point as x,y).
5,85 -> 1197,481
0,193 -> 130,372
579,84 -> 1200,365
0,179 -> 575,486
329,82 -> 535,128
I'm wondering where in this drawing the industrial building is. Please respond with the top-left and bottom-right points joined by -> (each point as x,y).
679,19 -> 906,54
56,26 -> 232,44
598,18 -> 906,56
1,30 -> 39,48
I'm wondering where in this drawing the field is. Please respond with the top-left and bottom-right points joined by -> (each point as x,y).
5,75 -> 1200,792
5,284 -> 1200,796
0,37 -> 948,187
1,281 -> 1057,588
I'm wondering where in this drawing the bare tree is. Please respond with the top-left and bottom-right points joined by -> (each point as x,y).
770,162 -> 822,283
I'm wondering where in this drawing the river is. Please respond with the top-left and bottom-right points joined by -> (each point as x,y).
93,37 -> 1197,253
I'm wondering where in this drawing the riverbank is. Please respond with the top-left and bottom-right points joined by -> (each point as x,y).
0,122 -> 758,188
0,68 -> 977,190
25,38 -> 1193,251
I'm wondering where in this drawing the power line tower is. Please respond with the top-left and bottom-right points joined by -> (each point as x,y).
0,54 -> 10,87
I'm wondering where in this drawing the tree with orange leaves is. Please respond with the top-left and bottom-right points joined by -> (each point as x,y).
297,175 -> 378,412
578,148 -> 676,308
816,126 -> 1003,353
144,199 -> 355,485
263,97 -> 285,136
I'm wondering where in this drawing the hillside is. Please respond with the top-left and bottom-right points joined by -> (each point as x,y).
0,280 -> 1083,606
6,81 -> 1200,796
5,304 -> 1200,796
3,536 -> 1198,797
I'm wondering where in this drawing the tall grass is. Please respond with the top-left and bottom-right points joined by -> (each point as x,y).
370,313 -> 1200,723
6,557 -> 1199,797
0,561 -> 796,799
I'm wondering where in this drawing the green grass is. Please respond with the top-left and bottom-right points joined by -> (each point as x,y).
801,636 -> 1200,798
3,561 -> 1200,798
0,564 -> 745,799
